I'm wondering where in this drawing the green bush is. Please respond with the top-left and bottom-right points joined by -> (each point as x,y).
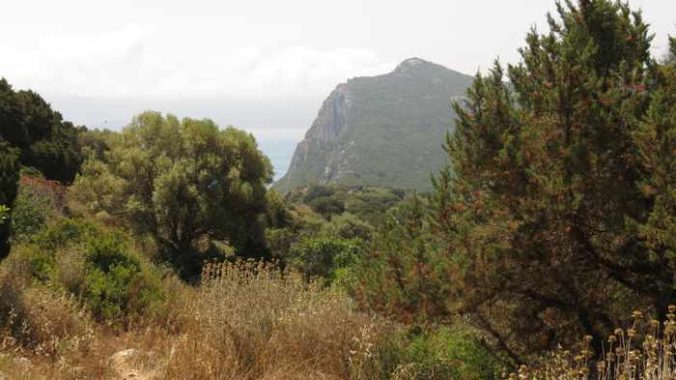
23,247 -> 54,283
308,196 -> 345,218
366,326 -> 504,380
10,186 -> 54,242
290,236 -> 361,283
81,234 -> 164,322
406,327 -> 502,379
34,218 -> 98,251
10,218 -> 165,324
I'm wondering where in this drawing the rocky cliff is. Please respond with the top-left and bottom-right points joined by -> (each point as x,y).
274,58 -> 473,192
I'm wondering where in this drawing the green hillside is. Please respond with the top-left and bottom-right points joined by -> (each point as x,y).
274,58 -> 473,192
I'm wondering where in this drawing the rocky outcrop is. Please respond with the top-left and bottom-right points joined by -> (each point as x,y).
108,348 -> 166,380
274,58 -> 473,192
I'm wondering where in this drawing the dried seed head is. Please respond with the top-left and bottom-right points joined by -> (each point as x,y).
627,328 -> 636,338
596,361 -> 606,372
631,310 -> 643,319
668,304 -> 675,313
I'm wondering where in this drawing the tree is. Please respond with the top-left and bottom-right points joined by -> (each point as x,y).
0,78 -> 83,183
433,0 -> 673,360
70,112 -> 273,278
630,36 -> 676,313
290,236 -> 362,283
352,0 -> 674,363
0,140 -> 20,259
353,194 -> 450,323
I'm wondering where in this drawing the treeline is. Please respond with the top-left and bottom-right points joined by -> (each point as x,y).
0,80 -> 84,258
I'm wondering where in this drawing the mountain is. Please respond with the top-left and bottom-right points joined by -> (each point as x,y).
273,58 -> 474,193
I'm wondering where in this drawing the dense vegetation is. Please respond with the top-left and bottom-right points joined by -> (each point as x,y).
0,80 -> 83,259
353,0 -> 675,365
70,112 -> 273,279
0,79 -> 83,183
0,1 -> 673,379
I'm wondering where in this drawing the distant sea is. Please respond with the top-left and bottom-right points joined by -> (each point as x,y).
256,137 -> 297,182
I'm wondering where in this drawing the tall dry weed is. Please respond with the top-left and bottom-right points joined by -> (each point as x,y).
165,259 -> 386,380
512,307 -> 675,380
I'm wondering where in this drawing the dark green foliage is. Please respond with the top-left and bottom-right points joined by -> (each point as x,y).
324,213 -> 374,241
265,203 -> 325,261
290,236 -> 361,282
401,327 -> 502,380
432,0 -> 673,360
308,196 -> 345,218
288,184 -> 406,225
19,246 -> 55,283
0,78 -> 83,183
630,36 -> 676,311
352,0 -> 674,363
0,140 -> 20,259
35,218 -> 99,251
266,185 -> 382,281
0,77 -> 85,261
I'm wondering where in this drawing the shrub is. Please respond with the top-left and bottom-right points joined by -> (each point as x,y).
403,327 -> 502,379
80,234 -> 164,323
6,219 -> 166,325
34,217 -> 99,251
309,196 -> 345,218
10,185 -> 55,242
290,236 -> 362,283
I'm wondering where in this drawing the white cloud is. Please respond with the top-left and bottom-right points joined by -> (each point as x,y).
1,0 -> 672,101
1,26 -> 393,99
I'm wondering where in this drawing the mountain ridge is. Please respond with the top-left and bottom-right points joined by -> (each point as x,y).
274,58 -> 473,193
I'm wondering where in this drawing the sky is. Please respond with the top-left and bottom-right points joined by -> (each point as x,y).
1,0 -> 674,178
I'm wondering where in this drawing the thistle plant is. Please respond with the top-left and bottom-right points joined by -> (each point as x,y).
513,306 -> 676,380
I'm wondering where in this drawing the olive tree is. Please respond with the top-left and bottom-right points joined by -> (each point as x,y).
71,112 -> 273,277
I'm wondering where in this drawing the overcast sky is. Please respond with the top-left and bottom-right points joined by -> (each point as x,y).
1,0 -> 673,176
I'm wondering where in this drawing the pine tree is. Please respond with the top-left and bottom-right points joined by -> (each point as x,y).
432,0 -> 673,360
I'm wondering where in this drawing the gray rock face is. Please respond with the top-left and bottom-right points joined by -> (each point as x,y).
274,58 -> 473,193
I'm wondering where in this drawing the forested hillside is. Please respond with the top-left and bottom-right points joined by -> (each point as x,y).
0,1 -> 673,379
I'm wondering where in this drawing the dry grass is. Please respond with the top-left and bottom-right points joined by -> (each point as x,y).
0,260 -> 391,379
165,260 -> 385,379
